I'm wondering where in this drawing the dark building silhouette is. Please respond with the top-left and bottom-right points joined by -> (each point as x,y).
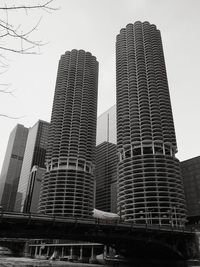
181,156 -> 200,217
39,50 -> 98,217
95,141 -> 118,213
116,21 -> 186,226
0,124 -> 28,211
15,120 -> 49,212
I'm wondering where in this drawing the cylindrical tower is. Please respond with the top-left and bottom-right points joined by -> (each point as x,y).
116,21 -> 186,226
39,49 -> 98,218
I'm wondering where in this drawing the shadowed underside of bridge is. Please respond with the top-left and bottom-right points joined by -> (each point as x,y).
0,213 -> 198,261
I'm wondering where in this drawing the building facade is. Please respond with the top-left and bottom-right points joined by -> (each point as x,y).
15,120 -> 49,212
116,21 -> 186,226
39,49 -> 98,218
96,105 -> 116,145
95,141 -> 118,213
181,156 -> 200,217
0,124 -> 28,211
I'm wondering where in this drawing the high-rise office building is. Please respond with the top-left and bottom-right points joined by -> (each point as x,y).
96,105 -> 116,145
0,124 -> 28,211
116,21 -> 186,226
95,107 -> 118,213
39,50 -> 98,218
181,156 -> 200,217
95,141 -> 117,213
15,120 -> 49,212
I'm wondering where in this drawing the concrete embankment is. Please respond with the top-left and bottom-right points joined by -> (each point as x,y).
0,257 -> 105,266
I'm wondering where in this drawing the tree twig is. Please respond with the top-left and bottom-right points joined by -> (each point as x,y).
0,114 -> 24,119
0,0 -> 58,11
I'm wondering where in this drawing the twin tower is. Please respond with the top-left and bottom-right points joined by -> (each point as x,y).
39,21 -> 186,227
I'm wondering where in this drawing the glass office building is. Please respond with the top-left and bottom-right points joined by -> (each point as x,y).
95,107 -> 118,213
15,120 -> 49,212
96,105 -> 116,145
95,141 -> 118,213
0,124 -> 28,211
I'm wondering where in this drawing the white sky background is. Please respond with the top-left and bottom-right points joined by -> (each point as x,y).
0,0 -> 200,171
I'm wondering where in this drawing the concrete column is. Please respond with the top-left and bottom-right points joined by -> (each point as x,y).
29,246 -> 32,257
90,245 -> 94,260
39,246 -> 42,257
47,246 -> 50,257
80,246 -> 83,260
61,247 -> 64,258
89,245 -> 97,263
70,246 -> 73,258
23,241 -> 30,257
35,246 -> 38,257
103,245 -> 107,259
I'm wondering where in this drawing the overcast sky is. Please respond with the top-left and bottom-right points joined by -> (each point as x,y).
0,0 -> 200,171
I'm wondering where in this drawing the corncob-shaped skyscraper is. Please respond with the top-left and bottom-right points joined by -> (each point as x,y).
116,21 -> 186,226
39,49 -> 98,218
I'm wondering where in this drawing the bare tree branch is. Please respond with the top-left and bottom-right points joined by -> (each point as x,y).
0,46 -> 40,54
0,0 -> 57,55
0,19 -> 42,45
0,0 -> 58,11
0,114 -> 24,119
0,0 -> 57,118
0,84 -> 16,97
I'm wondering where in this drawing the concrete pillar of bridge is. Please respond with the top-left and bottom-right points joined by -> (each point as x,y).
61,247 -> 64,258
80,246 -> 83,261
89,245 -> 96,263
34,246 -> 38,258
91,246 -> 94,259
29,246 -> 32,257
70,246 -> 73,258
47,246 -> 50,258
39,246 -> 42,257
103,245 -> 107,259
23,241 -> 30,257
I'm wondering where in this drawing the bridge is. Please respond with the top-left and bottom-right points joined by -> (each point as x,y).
0,211 -> 199,260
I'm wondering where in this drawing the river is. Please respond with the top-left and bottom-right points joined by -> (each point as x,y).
0,257 -> 199,267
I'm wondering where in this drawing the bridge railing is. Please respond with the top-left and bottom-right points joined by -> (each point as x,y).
0,210 -> 195,234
